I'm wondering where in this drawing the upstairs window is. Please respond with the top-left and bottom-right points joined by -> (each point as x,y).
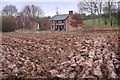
52,21 -> 54,23
62,20 -> 64,23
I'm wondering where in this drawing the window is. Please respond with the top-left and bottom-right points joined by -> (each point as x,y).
62,20 -> 64,23
52,21 -> 54,23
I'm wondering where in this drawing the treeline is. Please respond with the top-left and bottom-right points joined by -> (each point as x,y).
1,4 -> 50,32
78,1 -> 120,27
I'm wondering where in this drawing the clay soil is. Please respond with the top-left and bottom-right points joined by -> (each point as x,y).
1,31 -> 120,79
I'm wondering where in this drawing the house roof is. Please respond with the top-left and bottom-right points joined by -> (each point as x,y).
50,14 -> 68,20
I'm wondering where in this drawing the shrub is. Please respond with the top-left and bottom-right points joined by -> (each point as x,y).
2,16 -> 16,32
118,11 -> 120,26
70,13 -> 83,27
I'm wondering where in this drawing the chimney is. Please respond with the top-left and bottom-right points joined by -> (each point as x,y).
69,11 -> 73,15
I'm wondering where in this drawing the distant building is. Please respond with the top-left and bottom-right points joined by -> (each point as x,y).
30,21 -> 40,30
50,11 -> 82,31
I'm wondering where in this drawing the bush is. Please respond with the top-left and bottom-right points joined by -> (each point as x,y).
118,11 -> 120,26
70,13 -> 83,27
2,16 -> 16,32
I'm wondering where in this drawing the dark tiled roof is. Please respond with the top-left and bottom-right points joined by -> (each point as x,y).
50,14 -> 68,20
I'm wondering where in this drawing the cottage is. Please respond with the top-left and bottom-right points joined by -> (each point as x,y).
50,11 -> 82,31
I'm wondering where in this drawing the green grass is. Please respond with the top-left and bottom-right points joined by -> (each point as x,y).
83,18 -> 118,27
84,19 -> 104,27
10,30 -> 42,34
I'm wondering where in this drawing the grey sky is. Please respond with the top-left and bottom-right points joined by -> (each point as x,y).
0,0 -> 119,2
1,2 -> 78,17
1,0 -> 119,17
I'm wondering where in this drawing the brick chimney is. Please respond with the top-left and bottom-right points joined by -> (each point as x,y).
69,11 -> 73,15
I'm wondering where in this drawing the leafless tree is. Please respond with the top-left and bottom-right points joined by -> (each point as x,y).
2,5 -> 18,16
70,13 -> 83,28
103,0 -> 115,26
22,4 -> 44,21
108,0 -> 113,26
86,2 -> 95,26
92,1 -> 103,26
37,16 -> 51,30
78,2 -> 84,20
78,0 -> 119,27
78,2 -> 97,27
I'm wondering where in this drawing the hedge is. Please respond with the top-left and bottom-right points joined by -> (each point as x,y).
2,16 -> 16,32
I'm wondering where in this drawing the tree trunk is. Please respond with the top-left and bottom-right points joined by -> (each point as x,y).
91,2 -> 95,27
108,2 -> 112,26
99,2 -> 102,26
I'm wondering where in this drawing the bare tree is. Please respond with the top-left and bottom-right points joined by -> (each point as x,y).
22,5 -> 44,21
2,5 -> 18,16
16,12 -> 31,30
86,0 -> 103,26
78,0 -> 119,27
78,2 -> 96,27
108,0 -> 113,26
92,1 -> 103,26
70,13 -> 83,28
111,2 -> 119,26
87,2 -> 95,27
78,2 -> 84,20
103,0 -> 114,26
37,16 -> 51,30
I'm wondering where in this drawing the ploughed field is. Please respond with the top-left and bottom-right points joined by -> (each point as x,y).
1,32 -> 120,79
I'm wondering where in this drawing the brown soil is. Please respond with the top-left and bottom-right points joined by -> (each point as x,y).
1,31 -> 120,79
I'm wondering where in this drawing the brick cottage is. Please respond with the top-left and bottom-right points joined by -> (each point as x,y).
50,11 -> 82,31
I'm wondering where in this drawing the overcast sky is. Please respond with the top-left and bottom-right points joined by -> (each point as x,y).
1,2 -> 78,17
0,0 -> 119,17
